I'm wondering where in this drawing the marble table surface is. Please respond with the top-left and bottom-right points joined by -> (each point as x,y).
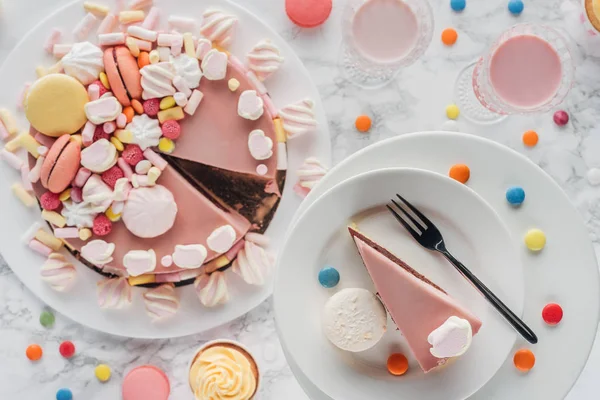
1,0 -> 600,398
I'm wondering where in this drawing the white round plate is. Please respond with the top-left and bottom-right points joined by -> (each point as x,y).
0,0 -> 330,338
287,132 -> 600,400
275,167 -> 524,400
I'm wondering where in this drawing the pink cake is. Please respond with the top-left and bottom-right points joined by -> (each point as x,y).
349,227 -> 482,373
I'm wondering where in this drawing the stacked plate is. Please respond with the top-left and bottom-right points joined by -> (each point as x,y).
273,132 -> 600,400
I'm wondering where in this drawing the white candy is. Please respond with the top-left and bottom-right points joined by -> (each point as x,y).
123,249 -> 157,276
428,316 -> 473,358
238,90 -> 264,121
85,97 -> 123,125
127,25 -> 158,42
98,32 -> 125,46
207,225 -> 236,253
201,49 -> 227,81
174,92 -> 188,107
248,129 -> 273,160
172,244 -> 208,269
195,38 -> 212,60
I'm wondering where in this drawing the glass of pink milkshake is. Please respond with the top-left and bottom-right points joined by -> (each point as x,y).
472,24 -> 574,115
342,0 -> 434,89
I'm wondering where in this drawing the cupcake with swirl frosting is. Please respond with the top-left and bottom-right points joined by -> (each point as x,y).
189,340 -> 259,400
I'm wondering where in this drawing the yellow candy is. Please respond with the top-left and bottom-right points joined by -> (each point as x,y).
41,210 -> 66,228
0,109 -> 18,135
273,118 -> 286,143
158,137 -> 175,153
95,364 -> 111,382
70,134 -> 83,147
212,43 -> 230,55
149,50 -> 160,64
35,230 -> 63,251
59,188 -> 71,201
183,32 -> 195,57
115,129 -> 134,144
157,106 -> 184,123
215,255 -> 230,268
160,96 -> 176,110
119,10 -> 145,24
99,72 -> 110,90
78,228 -> 92,241
126,36 -> 140,57
525,229 -> 546,252
84,2 -> 110,17
446,104 -> 460,120
105,207 -> 121,222
228,78 -> 240,92
147,166 -> 161,184
35,66 -> 47,78
11,183 -> 36,207
128,274 -> 156,286
4,136 -> 22,152
19,133 -> 41,158
47,62 -> 63,74
110,136 -> 124,151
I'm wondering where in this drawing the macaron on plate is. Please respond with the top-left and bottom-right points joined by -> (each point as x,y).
0,0 -> 330,339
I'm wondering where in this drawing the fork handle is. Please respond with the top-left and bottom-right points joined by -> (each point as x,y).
441,250 -> 538,345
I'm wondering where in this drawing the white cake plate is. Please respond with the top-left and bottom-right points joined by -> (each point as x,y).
0,0 -> 331,338
285,131 -> 599,399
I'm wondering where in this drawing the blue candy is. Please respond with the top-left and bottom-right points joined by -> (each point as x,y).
318,266 -> 340,288
508,0 -> 524,15
56,388 -> 73,400
506,186 -> 525,205
450,0 -> 466,12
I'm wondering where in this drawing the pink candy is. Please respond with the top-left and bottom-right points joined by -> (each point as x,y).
161,120 -> 180,139
81,121 -> 96,146
97,14 -> 118,35
44,28 -> 62,54
21,166 -> 33,191
103,121 -> 116,134
1,149 -> 24,170
117,157 -> 134,179
128,26 -> 158,42
73,167 -> 92,187
246,71 -> 267,95
88,83 -> 100,100
73,12 -> 98,41
142,7 -> 161,30
29,239 -> 52,257
167,16 -> 196,33
553,110 -> 569,126
131,37 -> 152,52
71,187 -> 83,203
53,228 -> 79,239
34,132 -> 56,148
116,113 -> 128,128
142,148 -> 167,170
53,44 -> 73,59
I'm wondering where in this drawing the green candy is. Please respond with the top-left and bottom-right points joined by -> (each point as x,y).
39,311 -> 55,328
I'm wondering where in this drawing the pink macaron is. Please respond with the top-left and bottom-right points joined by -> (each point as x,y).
286,0 -> 333,28
103,46 -> 143,107
122,365 -> 170,400
40,134 -> 81,194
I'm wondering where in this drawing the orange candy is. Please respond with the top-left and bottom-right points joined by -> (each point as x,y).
522,130 -> 539,147
513,349 -> 535,372
137,51 -> 150,69
449,164 -> 470,184
355,115 -> 372,133
131,99 -> 144,115
123,106 -> 135,123
442,28 -> 458,46
26,344 -> 43,361
387,353 -> 409,376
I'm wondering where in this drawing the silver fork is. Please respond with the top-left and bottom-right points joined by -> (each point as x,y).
387,194 -> 538,344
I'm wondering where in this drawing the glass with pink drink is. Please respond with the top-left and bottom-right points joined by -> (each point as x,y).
472,24 -> 574,115
341,0 -> 434,89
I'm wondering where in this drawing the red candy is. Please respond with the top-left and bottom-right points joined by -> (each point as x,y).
143,98 -> 160,117
161,120 -> 181,140
40,191 -> 61,211
93,125 -> 110,142
121,144 -> 144,166
93,214 -> 112,236
553,110 -> 569,126
90,80 -> 109,97
101,166 -> 124,189
59,341 -> 76,358
70,187 -> 83,203
542,303 -> 563,325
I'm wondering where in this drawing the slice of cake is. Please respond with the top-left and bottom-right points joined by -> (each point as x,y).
349,227 -> 482,373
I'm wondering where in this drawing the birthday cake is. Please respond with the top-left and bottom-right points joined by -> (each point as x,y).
1,3 -> 324,319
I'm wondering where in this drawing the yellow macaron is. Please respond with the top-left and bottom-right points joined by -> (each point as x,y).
25,74 -> 89,137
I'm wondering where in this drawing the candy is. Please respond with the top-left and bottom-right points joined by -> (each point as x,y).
126,272 -> 155,285
553,110 -> 569,126
119,10 -> 145,25
128,25 -> 158,42
450,0 -> 466,11
138,51 -> 151,70
98,32 -> 125,46
442,28 -> 458,46
183,90 -> 204,116
158,137 -> 175,153
71,187 -> 83,203
279,99 -> 317,139
135,160 -> 152,174
160,96 -> 176,110
524,228 -> 546,252
104,121 -> 116,134
238,90 -> 264,120
101,165 -> 125,188
157,106 -> 184,123
73,13 -> 98,41
142,6 -> 161,30
129,0 -> 153,9
173,92 -> 188,107
39,310 -> 55,327
116,113 -> 128,129
95,364 -> 112,382
506,186 -> 525,205
149,49 -> 160,64
147,167 -> 161,184
0,148 -> 24,169
522,130 -> 538,147
318,266 -> 340,288
286,0 -> 332,28
273,118 -> 286,143
508,0 -> 524,15
158,46 -> 170,62
169,16 -> 197,32
97,14 -> 117,35
44,28 -> 62,54
387,353 -> 409,376
42,210 -> 67,228
256,164 -> 268,176
54,227 -> 80,239
542,303 -> 563,325
161,120 -> 181,140
126,36 -> 140,57
115,129 -> 133,144
0,109 -> 18,135
85,97 -> 123,125
122,144 -> 144,166
227,78 -> 240,92
29,239 -> 53,256
183,32 -> 195,57
12,183 -> 36,207
143,98 -> 160,117
513,349 -> 535,371
195,38 -> 212,60
53,44 -> 73,59
0,121 -> 10,140
93,214 -> 113,236
59,189 -> 71,202
446,103 -> 460,119
99,71 -> 110,90
59,341 -> 76,358
35,230 -> 63,251
56,388 -> 73,400
449,164 -> 470,184
26,344 -> 43,361
355,115 -> 372,132
118,157 -> 134,179
201,49 -> 228,81
157,33 -> 180,47
79,228 -> 93,241
142,148 -> 167,170
84,1 -> 109,17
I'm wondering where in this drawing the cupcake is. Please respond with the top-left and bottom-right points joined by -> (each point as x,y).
188,340 -> 260,400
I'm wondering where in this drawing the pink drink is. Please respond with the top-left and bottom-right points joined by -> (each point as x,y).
351,0 -> 419,62
489,35 -> 562,109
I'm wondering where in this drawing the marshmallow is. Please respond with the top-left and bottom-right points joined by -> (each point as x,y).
103,121 -> 116,134
428,316 -> 473,358
127,25 -> 158,42
1,148 -> 24,170
248,129 -> 273,160
142,7 -> 161,30
126,36 -> 140,57
98,32 -> 125,46
119,10 -> 145,25
117,157 -> 134,179
116,113 -> 128,129
173,92 -> 188,107
195,38 -> 212,60
201,49 -> 227,80
238,90 -> 264,121
158,46 -> 170,62
29,239 -> 53,257
183,90 -> 203,115
53,44 -> 73,59
85,97 -> 123,125
20,166 -> 33,192
132,38 -> 152,52
142,148 -> 168,170
12,183 -> 35,207
161,255 -> 173,267
172,244 -> 208,269
44,28 -> 62,54
88,83 -> 100,101
157,33 -> 182,46
53,227 -> 80,239
73,13 -> 98,41
97,14 -> 117,35
124,249 -> 157,277
128,0 -> 153,10
81,240 -> 115,267
168,16 -> 196,32
172,75 -> 192,97
82,174 -> 114,212
84,2 -> 110,17
135,159 -> 152,174
207,225 -> 236,253
80,139 -> 118,173
28,156 -> 44,183
0,109 -> 18,135
183,32 -> 195,57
